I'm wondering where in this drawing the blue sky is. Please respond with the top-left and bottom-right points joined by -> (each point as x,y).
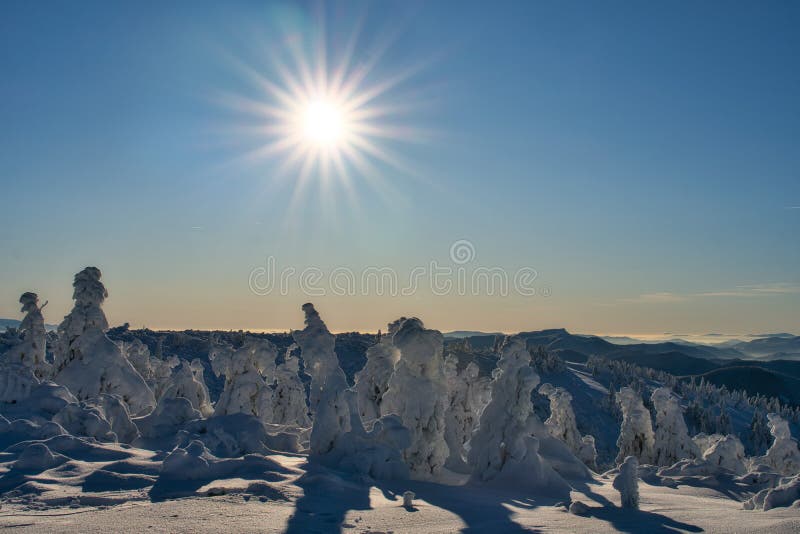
1,1 -> 798,334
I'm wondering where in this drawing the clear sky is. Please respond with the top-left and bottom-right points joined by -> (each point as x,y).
1,1 -> 798,335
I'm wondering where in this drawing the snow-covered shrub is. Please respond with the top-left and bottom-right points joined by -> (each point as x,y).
2,292 -> 51,379
444,356 -> 491,472
381,317 -> 449,478
134,397 -> 201,441
759,413 -> 800,476
181,413 -> 301,456
539,383 -> 582,455
651,387 -> 699,466
354,327 -> 400,423
0,362 -> 39,404
53,403 -> 117,442
467,336 -> 570,494
270,350 -> 310,428
615,387 -> 655,465
209,336 -> 277,423
704,434 -> 747,475
160,359 -> 213,418
578,435 -> 598,471
613,455 -> 639,509
87,393 -> 139,443
53,268 -> 155,415
744,475 -> 800,511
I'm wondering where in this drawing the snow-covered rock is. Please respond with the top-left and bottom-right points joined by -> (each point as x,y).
381,317 -> 449,478
613,455 -> 640,509
53,268 -> 155,415
615,387 -> 655,465
651,387 -> 699,466
467,336 -> 571,495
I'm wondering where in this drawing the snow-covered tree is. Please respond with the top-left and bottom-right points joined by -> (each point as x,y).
651,387 -> 699,466
615,387 -> 655,465
381,317 -> 449,478
613,456 -> 639,509
293,303 -> 350,455
539,383 -> 582,454
123,338 -> 178,400
293,304 -> 409,478
160,359 -> 213,418
270,348 -> 311,428
467,336 -> 570,494
209,336 -> 277,424
748,409 -> 772,456
53,268 -> 155,416
578,435 -> 598,471
444,356 -> 491,472
354,323 -> 400,423
2,292 -> 51,379
760,413 -> 800,475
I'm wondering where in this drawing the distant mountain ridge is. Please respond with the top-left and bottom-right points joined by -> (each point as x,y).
0,318 -> 58,332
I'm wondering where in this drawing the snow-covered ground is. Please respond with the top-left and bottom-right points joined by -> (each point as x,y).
2,450 -> 799,534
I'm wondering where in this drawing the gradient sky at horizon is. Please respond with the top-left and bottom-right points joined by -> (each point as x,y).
1,1 -> 798,335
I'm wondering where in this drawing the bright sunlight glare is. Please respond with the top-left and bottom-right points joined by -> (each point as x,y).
302,99 -> 345,147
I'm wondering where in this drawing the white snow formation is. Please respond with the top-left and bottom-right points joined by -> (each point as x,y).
52,268 -> 155,416
2,292 -> 51,379
615,387 -> 655,465
160,359 -> 214,417
444,355 -> 491,472
758,413 -> 800,476
381,317 -> 449,478
270,349 -> 311,428
613,455 -> 640,509
651,387 -> 699,466
467,336 -> 570,494
354,325 -> 400,424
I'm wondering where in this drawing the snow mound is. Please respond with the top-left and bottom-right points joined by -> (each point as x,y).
181,413 -> 301,456
744,474 -> 800,511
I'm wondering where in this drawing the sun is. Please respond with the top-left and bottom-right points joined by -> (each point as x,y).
220,8 -> 428,217
301,98 -> 346,147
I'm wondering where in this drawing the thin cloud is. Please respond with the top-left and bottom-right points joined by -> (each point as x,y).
620,283 -> 800,304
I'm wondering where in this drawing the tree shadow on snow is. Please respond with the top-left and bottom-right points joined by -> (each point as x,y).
285,462 -> 550,534
585,506 -> 703,534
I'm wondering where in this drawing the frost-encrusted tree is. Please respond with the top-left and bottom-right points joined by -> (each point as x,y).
381,317 -> 449,478
613,456 -> 639,509
293,304 -> 409,478
354,323 -> 401,423
293,303 -> 350,455
160,359 -> 214,418
760,413 -> 800,475
209,336 -> 277,424
578,435 -> 598,471
271,349 -> 311,428
53,268 -> 155,416
615,387 -> 655,465
3,293 -> 51,379
651,387 -> 699,466
748,409 -> 771,456
444,356 -> 491,472
467,336 -> 570,494
124,339 -> 178,400
539,383 -> 582,454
